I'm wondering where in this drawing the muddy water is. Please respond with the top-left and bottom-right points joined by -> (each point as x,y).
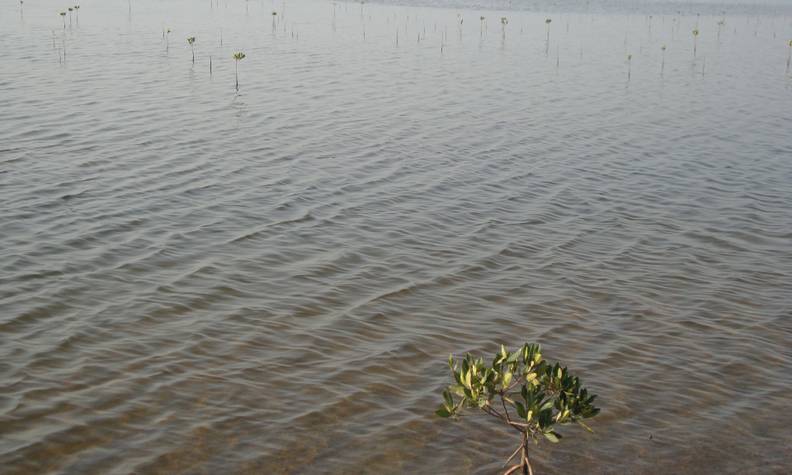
1,0 -> 792,473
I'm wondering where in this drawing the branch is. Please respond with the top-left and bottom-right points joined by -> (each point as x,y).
503,464 -> 522,475
502,442 -> 523,467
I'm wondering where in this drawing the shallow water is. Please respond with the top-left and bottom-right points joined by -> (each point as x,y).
2,0 -> 792,473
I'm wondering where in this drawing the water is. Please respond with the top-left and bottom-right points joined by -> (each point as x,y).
2,0 -> 792,473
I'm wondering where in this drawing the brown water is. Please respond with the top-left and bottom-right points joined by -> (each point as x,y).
2,0 -> 792,473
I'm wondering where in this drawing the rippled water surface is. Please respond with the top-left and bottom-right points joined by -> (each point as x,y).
2,0 -> 792,473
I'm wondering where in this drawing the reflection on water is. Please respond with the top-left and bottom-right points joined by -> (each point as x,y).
1,0 -> 791,473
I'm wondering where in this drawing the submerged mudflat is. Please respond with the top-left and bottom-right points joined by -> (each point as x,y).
1,0 -> 791,473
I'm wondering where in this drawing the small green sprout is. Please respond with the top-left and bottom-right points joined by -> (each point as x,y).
437,343 -> 600,474
545,18 -> 552,44
787,40 -> 792,72
692,28 -> 700,56
627,54 -> 632,80
187,36 -> 196,63
233,51 -> 246,91
59,11 -> 66,29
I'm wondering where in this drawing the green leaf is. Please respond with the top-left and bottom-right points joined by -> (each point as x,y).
435,407 -> 452,418
515,401 -> 527,419
544,431 -> 561,443
443,389 -> 453,408
502,371 -> 513,387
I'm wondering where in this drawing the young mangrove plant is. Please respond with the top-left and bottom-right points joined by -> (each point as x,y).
187,36 -> 196,64
68,7 -> 73,27
692,28 -> 699,57
59,11 -> 66,29
74,5 -> 80,25
787,39 -> 792,73
545,18 -> 552,56
717,19 -> 725,41
437,343 -> 600,475
500,17 -> 508,41
480,16 -> 486,37
545,18 -> 552,43
661,44 -> 667,75
233,51 -> 246,91
272,11 -> 278,32
627,54 -> 632,80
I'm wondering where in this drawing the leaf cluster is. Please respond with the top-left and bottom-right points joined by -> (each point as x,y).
437,344 -> 599,444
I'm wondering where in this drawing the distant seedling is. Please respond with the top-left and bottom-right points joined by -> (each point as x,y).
692,28 -> 700,56
187,36 -> 196,63
233,51 -> 246,91
787,39 -> 792,73
545,18 -> 552,43
627,53 -> 632,80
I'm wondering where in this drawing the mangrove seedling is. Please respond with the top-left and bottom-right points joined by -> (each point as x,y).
59,11 -> 66,29
545,18 -> 552,55
187,36 -> 196,63
74,5 -> 80,24
233,51 -> 246,91
627,54 -> 632,80
437,344 -> 600,475
661,44 -> 667,74
480,16 -> 486,36
272,11 -> 277,32
717,19 -> 725,41
787,39 -> 792,73
692,28 -> 699,56
500,17 -> 508,41
545,18 -> 552,43
165,28 -> 172,52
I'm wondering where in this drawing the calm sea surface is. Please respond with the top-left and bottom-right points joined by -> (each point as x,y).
1,0 -> 792,473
